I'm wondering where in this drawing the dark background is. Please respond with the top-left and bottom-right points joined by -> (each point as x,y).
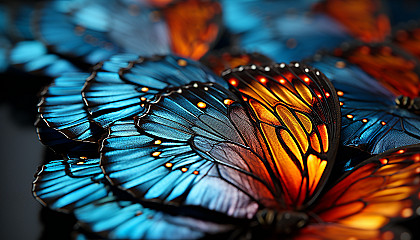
0,105 -> 42,239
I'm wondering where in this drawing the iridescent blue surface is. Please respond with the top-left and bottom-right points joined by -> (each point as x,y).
221,0 -> 351,62
309,55 -> 420,154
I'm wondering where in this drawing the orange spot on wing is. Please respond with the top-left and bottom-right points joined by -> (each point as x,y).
380,158 -> 388,164
229,78 -> 238,86
258,76 -> 267,84
223,99 -> 234,105
197,102 -> 207,109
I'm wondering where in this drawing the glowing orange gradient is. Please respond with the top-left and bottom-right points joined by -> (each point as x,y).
319,0 -> 390,42
165,0 -> 221,59
235,69 -> 333,206
340,46 -> 420,98
394,28 -> 420,61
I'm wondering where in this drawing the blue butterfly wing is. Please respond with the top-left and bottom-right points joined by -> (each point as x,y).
35,118 -> 99,158
9,40 -> 80,77
222,0 -> 350,62
100,82 -> 281,219
221,0 -> 319,34
33,158 -> 107,211
38,72 -> 102,143
309,55 -> 420,154
82,54 -> 227,128
36,0 -> 170,64
33,153 -> 232,239
0,3 -> 36,41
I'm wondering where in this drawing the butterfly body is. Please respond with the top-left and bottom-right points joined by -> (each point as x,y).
395,96 -> 420,115
254,209 -> 308,235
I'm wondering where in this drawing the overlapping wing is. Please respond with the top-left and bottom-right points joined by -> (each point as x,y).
38,72 -> 102,143
221,0 -> 350,62
334,44 -> 420,99
309,53 -> 420,154
33,158 -> 107,212
222,63 -> 341,208
297,144 -> 420,240
82,54 -> 226,128
35,0 -> 169,64
32,157 -> 231,239
9,41 -> 80,77
101,83 -> 274,218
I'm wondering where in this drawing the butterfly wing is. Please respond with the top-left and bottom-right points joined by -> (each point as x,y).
334,44 -> 420,99
82,54 -> 226,128
296,144 -> 420,240
101,86 -> 272,218
309,51 -> 420,154
9,40 -> 80,77
32,157 -> 232,239
316,0 -> 390,42
33,158 -> 107,211
101,62 -> 341,218
38,72 -> 102,143
35,0 -> 169,64
221,0 -> 350,62
163,0 -> 222,60
222,63 -> 341,208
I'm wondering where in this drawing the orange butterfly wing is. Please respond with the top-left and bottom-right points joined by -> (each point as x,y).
394,25 -> 420,62
164,0 -> 221,60
334,44 -> 420,99
222,63 -> 341,208
317,0 -> 390,42
296,144 -> 420,240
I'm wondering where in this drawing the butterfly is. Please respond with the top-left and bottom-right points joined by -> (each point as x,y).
308,43 -> 420,155
33,59 -> 420,239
